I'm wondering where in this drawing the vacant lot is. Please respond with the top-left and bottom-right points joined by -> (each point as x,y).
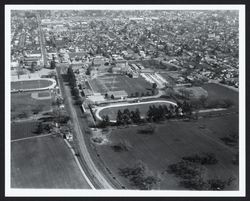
11,135 -> 91,189
89,74 -> 152,96
11,79 -> 53,90
11,91 -> 52,119
98,101 -> 175,121
94,115 -> 239,190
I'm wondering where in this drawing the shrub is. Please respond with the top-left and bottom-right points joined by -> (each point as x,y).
137,125 -> 156,135
207,179 -> 227,190
167,160 -> 204,179
180,175 -> 209,190
182,152 -> 218,165
92,137 -> 103,144
119,162 -> 159,190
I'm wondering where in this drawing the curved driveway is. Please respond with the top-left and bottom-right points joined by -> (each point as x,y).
95,100 -> 177,122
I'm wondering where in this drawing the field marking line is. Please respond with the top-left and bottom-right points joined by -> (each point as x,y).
11,133 -> 53,143
63,139 -> 96,190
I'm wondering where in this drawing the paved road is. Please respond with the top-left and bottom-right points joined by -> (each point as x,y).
36,13 -> 47,67
56,66 -> 113,189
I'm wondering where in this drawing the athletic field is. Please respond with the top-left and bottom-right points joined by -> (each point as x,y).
89,75 -> 152,96
11,79 -> 54,91
97,100 -> 176,122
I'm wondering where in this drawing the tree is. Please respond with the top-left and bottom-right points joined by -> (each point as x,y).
50,60 -> 56,69
72,87 -> 80,97
86,66 -> 91,75
75,98 -> 83,105
116,110 -> 123,125
111,94 -> 115,99
134,108 -> 141,123
199,95 -> 207,107
35,122 -> 44,134
108,67 -> 113,73
52,109 -> 70,124
30,61 -> 36,73
152,83 -> 157,89
100,115 -> 110,128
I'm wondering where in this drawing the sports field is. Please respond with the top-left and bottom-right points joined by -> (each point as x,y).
89,75 -> 152,96
11,91 -> 52,119
94,114 -> 239,190
97,100 -> 176,121
11,132 -> 91,189
11,79 -> 54,90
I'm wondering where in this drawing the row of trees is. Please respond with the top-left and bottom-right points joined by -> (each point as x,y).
67,66 -> 83,105
116,108 -> 141,125
99,101 -> 194,128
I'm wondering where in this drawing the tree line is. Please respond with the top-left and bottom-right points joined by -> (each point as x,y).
67,66 -> 83,105
99,101 -> 194,128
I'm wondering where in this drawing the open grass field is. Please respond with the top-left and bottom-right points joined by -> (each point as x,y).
94,115 -> 239,190
89,74 -> 152,96
11,79 -> 54,90
38,91 -> 51,98
175,86 -> 208,100
11,121 -> 39,141
97,101 -> 175,121
11,135 -> 91,189
11,91 -> 52,119
202,83 -> 239,105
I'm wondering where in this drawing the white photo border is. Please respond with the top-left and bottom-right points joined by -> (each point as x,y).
5,4 -> 246,197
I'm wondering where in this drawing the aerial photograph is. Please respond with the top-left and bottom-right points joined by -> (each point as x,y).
8,7 -> 242,194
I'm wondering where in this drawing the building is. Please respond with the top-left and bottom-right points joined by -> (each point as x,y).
107,90 -> 128,100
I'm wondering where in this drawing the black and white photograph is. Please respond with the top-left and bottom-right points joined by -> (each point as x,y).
5,4 -> 246,197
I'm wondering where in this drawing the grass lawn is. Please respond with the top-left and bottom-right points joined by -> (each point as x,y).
11,135 -> 91,189
202,83 -> 239,106
11,79 -> 53,90
38,91 -> 51,97
11,91 -> 52,119
11,121 -> 39,141
98,101 -> 174,121
90,74 -> 152,96
94,115 -> 239,190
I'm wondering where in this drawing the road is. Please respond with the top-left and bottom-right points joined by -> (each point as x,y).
36,13 -> 47,67
56,66 -> 114,189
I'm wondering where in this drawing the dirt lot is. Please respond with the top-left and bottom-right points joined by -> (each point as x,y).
93,114 -> 239,190
89,74 -> 152,96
